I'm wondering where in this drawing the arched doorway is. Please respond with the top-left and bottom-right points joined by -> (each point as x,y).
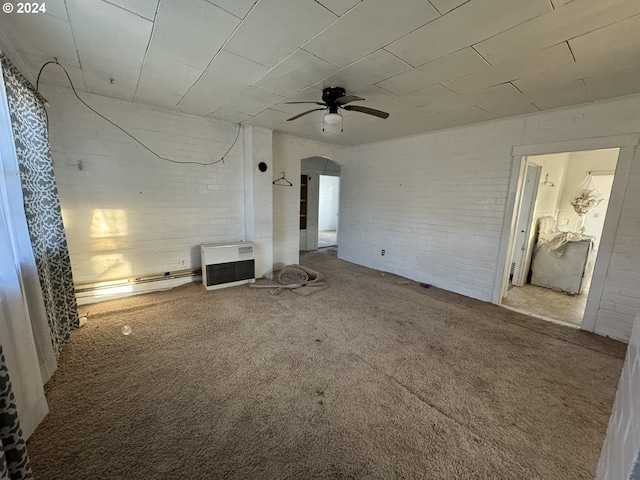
300,156 -> 341,252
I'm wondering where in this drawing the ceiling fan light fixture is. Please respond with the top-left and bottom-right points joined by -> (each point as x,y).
324,112 -> 342,126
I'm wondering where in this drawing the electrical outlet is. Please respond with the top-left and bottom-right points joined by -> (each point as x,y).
381,249 -> 385,256
179,259 -> 186,267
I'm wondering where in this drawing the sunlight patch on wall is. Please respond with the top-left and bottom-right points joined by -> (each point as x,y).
89,209 -> 128,238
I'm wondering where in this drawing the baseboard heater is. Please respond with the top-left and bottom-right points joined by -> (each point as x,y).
201,241 -> 255,290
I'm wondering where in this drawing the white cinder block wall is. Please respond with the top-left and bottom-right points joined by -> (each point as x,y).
339,94 -> 640,342
44,85 -> 247,284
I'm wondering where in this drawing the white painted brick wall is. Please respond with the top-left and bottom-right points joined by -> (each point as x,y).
339,94 -> 640,342
43,85 -> 247,283
597,310 -> 640,479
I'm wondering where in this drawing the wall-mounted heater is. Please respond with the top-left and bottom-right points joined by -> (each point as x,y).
201,242 -> 255,290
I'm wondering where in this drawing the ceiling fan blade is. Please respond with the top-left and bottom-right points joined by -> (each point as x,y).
287,108 -> 326,121
335,95 -> 365,106
284,101 -> 326,106
343,105 -> 390,119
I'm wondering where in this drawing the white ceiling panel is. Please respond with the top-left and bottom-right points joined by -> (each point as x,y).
474,0 -> 640,65
204,0 -> 257,19
149,1 -> 239,70
303,0 -> 440,68
175,51 -> 269,116
103,0 -> 159,21
528,80 -> 591,110
377,47 -> 489,95
583,65 -> 640,102
0,11 -> 80,67
315,0 -> 362,17
136,52 -> 203,97
386,0 -> 551,67
225,0 -> 337,67
222,86 -> 286,116
568,13 -> 640,62
41,0 -> 70,21
443,43 -> 573,95
429,0 -> 471,15
2,0 -> 639,146
244,108 -> 291,130
316,49 -> 411,93
134,87 -> 184,110
66,0 -> 153,67
254,50 -> 338,97
471,84 -> 538,118
208,107 -> 252,125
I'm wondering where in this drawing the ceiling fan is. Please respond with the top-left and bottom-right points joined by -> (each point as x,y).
285,87 -> 390,131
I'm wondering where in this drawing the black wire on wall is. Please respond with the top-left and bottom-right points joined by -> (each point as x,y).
36,61 -> 241,166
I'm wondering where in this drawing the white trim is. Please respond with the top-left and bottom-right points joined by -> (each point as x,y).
495,135 -> 638,335
581,145 -> 636,332
512,134 -> 640,157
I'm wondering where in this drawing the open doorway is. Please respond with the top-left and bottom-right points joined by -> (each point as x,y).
318,175 -> 340,248
300,157 -> 341,253
502,148 -> 619,327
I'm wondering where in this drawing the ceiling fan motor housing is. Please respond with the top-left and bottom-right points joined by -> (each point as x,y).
322,87 -> 346,113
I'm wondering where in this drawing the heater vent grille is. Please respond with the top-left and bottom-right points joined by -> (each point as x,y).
201,242 -> 255,290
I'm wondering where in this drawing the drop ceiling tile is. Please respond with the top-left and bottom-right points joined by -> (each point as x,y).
429,0 -> 470,15
134,88 -> 184,109
0,11 -> 80,67
435,104 -> 492,124
303,0 -> 440,68
254,50 -> 338,97
41,0 -> 70,21
471,84 -> 538,118
528,80 -> 591,110
208,107 -> 252,125
222,87 -> 286,116
66,0 -> 153,67
443,43 -> 573,95
315,49 -> 411,93
244,108 -> 291,130
474,0 -> 640,65
79,52 -> 141,100
149,1 -> 239,70
175,51 -> 269,116
568,13 -> 640,62
386,0 -> 550,67
513,44 -> 640,95
204,0 -> 257,19
550,0 -> 573,6
583,65 -> 640,102
102,0 -> 159,20
225,0 -> 337,67
136,52 -> 202,97
315,0 -> 362,16
270,87 -> 325,114
378,47 -> 489,95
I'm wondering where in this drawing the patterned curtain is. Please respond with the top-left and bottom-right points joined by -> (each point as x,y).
1,54 -> 79,357
0,345 -> 33,480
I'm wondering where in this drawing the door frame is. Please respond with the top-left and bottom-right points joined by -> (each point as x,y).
493,134 -> 639,332
510,162 -> 542,287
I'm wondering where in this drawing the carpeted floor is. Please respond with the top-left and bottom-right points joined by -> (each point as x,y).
27,251 -> 626,479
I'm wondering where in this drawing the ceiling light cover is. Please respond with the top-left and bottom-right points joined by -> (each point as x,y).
324,112 -> 342,126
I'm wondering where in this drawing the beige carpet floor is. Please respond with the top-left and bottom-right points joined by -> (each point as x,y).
27,251 -> 626,479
